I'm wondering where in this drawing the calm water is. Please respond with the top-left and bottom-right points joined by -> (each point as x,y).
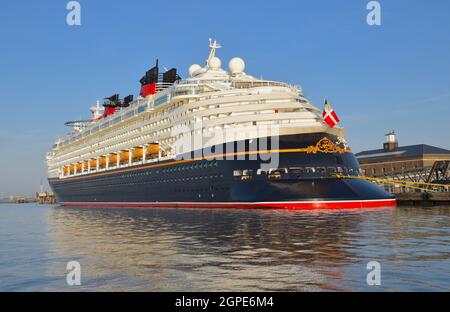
0,203 -> 449,291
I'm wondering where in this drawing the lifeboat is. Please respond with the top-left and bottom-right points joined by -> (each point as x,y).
109,153 -> 118,166
96,156 -> 107,168
65,143 -> 161,176
119,150 -> 130,165
133,147 -> 143,162
146,143 -> 159,160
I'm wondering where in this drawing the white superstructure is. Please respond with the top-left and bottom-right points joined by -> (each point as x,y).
47,40 -> 343,179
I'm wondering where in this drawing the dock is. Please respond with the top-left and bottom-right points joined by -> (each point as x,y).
0,196 -> 36,204
395,192 -> 450,206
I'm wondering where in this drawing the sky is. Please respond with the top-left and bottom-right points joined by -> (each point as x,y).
0,0 -> 449,195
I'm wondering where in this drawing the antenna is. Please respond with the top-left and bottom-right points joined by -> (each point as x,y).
206,38 -> 221,65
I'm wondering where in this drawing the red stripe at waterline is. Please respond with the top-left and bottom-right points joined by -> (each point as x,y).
59,199 -> 397,210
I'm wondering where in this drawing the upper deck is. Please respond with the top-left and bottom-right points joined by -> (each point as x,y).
47,40 -> 343,179
55,78 -> 302,151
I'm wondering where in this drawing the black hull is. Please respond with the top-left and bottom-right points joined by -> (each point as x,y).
49,133 -> 395,209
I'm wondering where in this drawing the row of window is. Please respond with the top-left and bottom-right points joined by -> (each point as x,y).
233,166 -> 361,180
60,101 -> 149,147
56,100 -> 174,161
161,161 -> 219,173
61,160 -> 224,184
54,94 -> 302,164
56,173 -> 226,191
366,164 -> 420,175
115,170 -> 224,180
174,186 -> 230,193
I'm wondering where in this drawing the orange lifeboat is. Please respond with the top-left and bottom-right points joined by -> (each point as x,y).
98,156 -> 107,168
146,143 -> 159,158
109,153 -> 118,166
119,150 -> 129,165
132,147 -> 143,161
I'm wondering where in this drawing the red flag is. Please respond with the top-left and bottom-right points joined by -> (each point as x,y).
322,99 -> 340,128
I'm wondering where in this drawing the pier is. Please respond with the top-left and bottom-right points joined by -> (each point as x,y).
0,196 -> 35,204
395,192 -> 450,206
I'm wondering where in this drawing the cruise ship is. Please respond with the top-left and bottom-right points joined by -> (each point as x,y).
47,40 -> 395,210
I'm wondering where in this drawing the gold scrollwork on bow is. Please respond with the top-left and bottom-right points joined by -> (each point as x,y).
305,137 -> 348,154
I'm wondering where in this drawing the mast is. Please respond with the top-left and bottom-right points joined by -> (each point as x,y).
206,38 -> 221,66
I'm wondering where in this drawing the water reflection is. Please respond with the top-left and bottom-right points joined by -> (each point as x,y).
46,206 -> 449,291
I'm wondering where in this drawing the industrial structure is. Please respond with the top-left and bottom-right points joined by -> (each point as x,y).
355,131 -> 450,193
36,192 -> 56,204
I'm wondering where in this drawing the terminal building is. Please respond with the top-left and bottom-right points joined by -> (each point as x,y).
355,131 -> 450,190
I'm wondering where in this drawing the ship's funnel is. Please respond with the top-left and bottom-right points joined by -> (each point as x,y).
140,60 -> 159,97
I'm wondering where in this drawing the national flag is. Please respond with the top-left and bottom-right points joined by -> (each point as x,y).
322,99 -> 340,128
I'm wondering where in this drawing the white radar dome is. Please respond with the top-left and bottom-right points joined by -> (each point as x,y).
208,57 -> 222,69
188,64 -> 202,77
229,57 -> 245,74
